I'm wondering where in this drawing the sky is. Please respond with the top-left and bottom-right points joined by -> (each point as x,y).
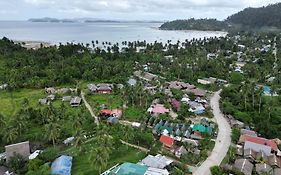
0,0 -> 280,21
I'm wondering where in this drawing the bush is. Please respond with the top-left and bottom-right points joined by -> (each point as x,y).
231,128 -> 241,143
38,147 -> 59,162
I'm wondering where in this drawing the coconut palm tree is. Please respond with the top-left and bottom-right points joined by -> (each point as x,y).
3,127 -> 18,144
89,147 -> 109,174
44,122 -> 61,147
0,113 -> 6,129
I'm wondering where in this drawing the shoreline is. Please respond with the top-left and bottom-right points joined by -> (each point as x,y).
14,40 -> 52,49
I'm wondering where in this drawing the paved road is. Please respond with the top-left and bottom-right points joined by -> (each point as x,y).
193,90 -> 231,175
81,91 -> 100,126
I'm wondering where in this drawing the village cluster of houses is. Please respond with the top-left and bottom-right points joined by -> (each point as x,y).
87,83 -> 113,94
102,154 -> 173,175
164,81 -> 208,114
153,118 -> 214,159
39,87 -> 82,107
223,115 -> 281,175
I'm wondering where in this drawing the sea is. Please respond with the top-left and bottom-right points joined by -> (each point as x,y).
0,21 -> 227,45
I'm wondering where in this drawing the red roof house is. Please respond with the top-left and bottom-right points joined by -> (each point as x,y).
239,134 -> 278,151
160,135 -> 174,148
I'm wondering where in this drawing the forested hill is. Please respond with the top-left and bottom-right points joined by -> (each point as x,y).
227,3 -> 281,28
160,3 -> 281,31
159,19 -> 227,31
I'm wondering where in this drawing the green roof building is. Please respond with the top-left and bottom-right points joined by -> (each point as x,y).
108,162 -> 148,175
192,124 -> 212,134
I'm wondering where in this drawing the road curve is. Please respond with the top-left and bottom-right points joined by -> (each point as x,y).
81,91 -> 100,126
193,90 -> 231,175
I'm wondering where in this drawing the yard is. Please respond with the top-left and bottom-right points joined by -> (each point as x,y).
0,88 -> 45,116
71,145 -> 147,175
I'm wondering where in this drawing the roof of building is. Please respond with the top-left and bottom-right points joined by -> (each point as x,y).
175,146 -> 188,156
255,163 -> 272,175
239,134 -> 278,151
141,154 -> 173,169
149,104 -> 169,114
128,78 -> 137,86
192,124 -> 212,134
234,159 -> 254,175
70,97 -> 82,104
244,141 -> 272,156
159,135 -> 174,148
273,168 -> 281,175
241,129 -> 257,137
267,155 -> 281,168
109,162 -> 148,175
5,141 -> 30,162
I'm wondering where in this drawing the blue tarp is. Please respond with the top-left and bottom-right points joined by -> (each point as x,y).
51,155 -> 73,175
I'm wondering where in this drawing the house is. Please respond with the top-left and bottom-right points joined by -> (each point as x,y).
100,109 -> 123,118
147,104 -> 169,116
230,119 -> 244,128
197,77 -> 217,85
47,94 -> 55,101
267,155 -> 281,168
5,141 -> 30,162
87,84 -> 97,92
175,146 -> 188,158
244,141 -> 272,156
185,88 -> 206,97
140,154 -> 173,169
134,71 -> 158,82
160,135 -> 174,148
255,163 -> 272,175
239,134 -> 278,152
188,102 -> 205,114
132,122 -> 141,128
51,155 -> 73,175
62,96 -> 72,102
0,166 -> 16,175
38,98 -> 49,105
63,137 -> 75,145
192,124 -> 212,135
170,98 -> 181,111
241,129 -> 257,137
234,159 -> 253,175
128,78 -> 137,86
70,97 -> 82,107
97,84 -> 113,94
244,148 -> 257,162
88,84 -> 113,94
58,88 -> 71,94
45,87 -> 56,94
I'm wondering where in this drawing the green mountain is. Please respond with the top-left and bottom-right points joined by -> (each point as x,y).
160,3 -> 281,31
227,3 -> 281,28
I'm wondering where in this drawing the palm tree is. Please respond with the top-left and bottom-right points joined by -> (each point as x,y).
74,129 -> 86,151
89,147 -> 109,174
0,113 -> 6,129
3,127 -> 18,144
44,122 -> 61,147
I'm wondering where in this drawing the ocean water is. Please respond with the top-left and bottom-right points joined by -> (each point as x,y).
0,21 -> 227,44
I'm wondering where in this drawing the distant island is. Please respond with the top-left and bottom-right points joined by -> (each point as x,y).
160,2 -> 281,32
160,18 -> 227,31
28,17 -> 163,24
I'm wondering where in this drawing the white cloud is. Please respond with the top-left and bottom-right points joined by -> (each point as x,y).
0,0 -> 280,20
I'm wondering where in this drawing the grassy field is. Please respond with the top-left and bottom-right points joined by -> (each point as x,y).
71,146 -> 147,175
0,89 -> 45,116
85,93 -> 123,109
123,107 -> 145,121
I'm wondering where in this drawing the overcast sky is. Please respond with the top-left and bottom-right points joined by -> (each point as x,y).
0,0 -> 280,21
